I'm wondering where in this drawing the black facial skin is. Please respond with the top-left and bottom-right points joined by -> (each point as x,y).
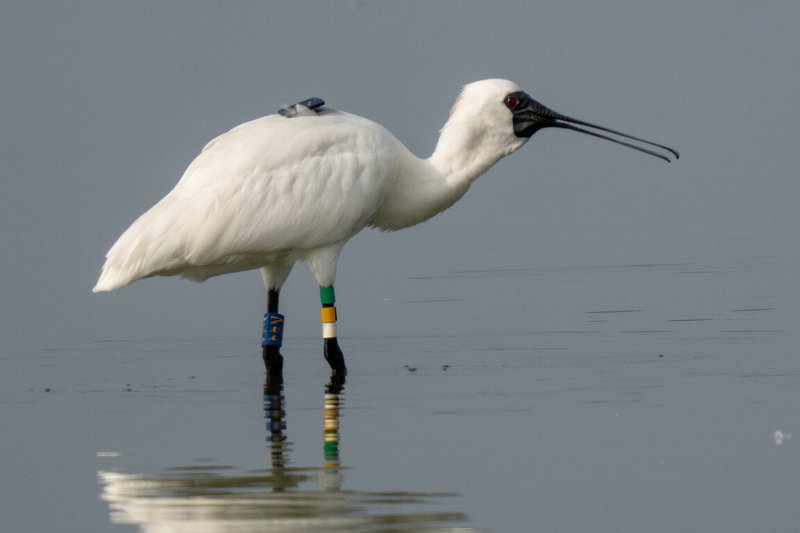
503,90 -> 679,162
505,91 -> 562,138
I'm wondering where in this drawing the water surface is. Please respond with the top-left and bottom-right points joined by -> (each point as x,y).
3,258 -> 799,532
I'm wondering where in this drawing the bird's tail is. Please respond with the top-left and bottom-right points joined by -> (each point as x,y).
92,195 -> 185,293
92,266 -> 133,292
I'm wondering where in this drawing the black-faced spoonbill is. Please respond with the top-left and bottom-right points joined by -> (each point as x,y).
93,79 -> 678,378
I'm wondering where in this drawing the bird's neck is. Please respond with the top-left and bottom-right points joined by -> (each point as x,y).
428,115 -> 520,189
368,148 -> 469,231
369,114 -> 524,232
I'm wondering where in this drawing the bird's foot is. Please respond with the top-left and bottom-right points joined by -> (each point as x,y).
324,338 -> 347,374
262,345 -> 284,382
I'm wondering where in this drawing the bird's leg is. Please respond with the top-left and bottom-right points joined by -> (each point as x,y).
262,289 -> 284,380
320,285 -> 346,374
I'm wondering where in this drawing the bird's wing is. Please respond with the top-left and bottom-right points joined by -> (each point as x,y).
94,111 -> 399,291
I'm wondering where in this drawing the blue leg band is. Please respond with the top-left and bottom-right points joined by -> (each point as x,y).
262,312 -> 285,347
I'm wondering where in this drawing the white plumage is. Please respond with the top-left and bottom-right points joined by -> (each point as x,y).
94,80 -> 535,293
94,79 -> 676,373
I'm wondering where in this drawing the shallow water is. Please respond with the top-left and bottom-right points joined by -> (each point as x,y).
3,257 -> 800,532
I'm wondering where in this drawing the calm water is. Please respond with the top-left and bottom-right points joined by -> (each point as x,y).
3,257 -> 799,532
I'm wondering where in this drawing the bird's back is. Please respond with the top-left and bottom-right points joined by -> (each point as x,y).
94,109 -> 402,292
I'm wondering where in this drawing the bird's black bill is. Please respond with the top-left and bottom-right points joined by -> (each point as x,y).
508,91 -> 679,163
550,121 -> 678,162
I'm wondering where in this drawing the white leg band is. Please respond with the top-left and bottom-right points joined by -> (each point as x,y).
322,322 -> 337,339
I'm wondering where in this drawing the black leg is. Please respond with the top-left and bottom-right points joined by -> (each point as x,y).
324,337 -> 347,374
262,289 -> 284,379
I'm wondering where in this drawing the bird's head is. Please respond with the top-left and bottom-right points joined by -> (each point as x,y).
447,79 -> 678,163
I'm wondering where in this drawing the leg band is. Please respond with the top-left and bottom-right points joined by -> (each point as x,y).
262,312 -> 285,347
321,305 -> 337,338
320,286 -> 336,305
320,306 -> 337,323
322,321 -> 337,339
320,286 -> 338,339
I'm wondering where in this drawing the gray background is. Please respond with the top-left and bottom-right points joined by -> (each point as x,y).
2,2 -> 799,532
3,1 -> 797,345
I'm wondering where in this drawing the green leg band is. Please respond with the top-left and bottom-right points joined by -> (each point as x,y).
320,286 -> 336,305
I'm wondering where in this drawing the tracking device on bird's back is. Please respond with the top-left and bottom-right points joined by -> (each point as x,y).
278,98 -> 326,117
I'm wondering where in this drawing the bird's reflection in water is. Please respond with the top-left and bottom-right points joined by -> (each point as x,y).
262,372 -> 345,496
321,372 -> 345,491
263,375 -> 288,469
99,373 -> 474,532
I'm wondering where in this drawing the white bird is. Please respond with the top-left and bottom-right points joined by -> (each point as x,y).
94,79 -> 678,377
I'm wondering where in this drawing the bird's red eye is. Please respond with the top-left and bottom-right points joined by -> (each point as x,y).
504,96 -> 518,108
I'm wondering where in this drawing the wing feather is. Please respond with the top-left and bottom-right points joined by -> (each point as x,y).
94,111 -> 398,291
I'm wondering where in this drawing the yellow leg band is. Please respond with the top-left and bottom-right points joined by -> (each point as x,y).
320,306 -> 337,323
